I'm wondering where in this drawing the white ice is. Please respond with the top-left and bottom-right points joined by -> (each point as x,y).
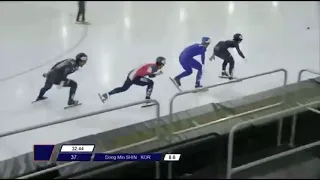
0,1 -> 319,161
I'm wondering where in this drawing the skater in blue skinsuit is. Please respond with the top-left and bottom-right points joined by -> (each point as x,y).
173,37 -> 211,89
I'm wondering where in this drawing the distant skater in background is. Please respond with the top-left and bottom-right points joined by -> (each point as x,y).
209,33 -> 246,80
76,1 -> 89,24
98,57 -> 166,108
172,37 -> 211,90
33,53 -> 88,109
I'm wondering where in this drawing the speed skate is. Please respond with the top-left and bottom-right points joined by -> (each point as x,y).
64,103 -> 82,109
219,75 -> 242,82
98,93 -> 106,103
31,97 -> 48,103
169,77 -> 182,92
98,93 -> 156,108
169,77 -> 208,93
141,101 -> 157,108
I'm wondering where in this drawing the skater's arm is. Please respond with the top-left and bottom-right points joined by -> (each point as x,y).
61,62 -> 77,81
44,60 -> 66,76
200,46 -> 206,65
209,48 -> 215,61
50,60 -> 66,70
235,44 -> 245,59
209,54 -> 215,61
61,68 -> 70,81
201,52 -> 205,65
146,65 -> 162,78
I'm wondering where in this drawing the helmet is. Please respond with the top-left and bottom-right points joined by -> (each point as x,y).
233,33 -> 243,42
156,56 -> 166,67
201,37 -> 211,44
75,53 -> 88,67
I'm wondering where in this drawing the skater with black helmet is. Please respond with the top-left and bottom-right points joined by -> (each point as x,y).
34,53 -> 88,109
209,33 -> 246,80
98,56 -> 166,108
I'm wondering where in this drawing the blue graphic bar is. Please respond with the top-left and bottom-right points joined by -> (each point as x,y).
33,145 -> 55,161
57,153 -> 92,161
93,153 -> 162,161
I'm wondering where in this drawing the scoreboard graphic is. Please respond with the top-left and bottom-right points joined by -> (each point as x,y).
33,144 -> 181,162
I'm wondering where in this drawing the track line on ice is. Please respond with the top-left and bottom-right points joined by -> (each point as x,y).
0,8 -> 89,83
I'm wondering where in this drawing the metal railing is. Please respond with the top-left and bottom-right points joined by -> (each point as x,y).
13,99 -> 161,179
167,68 -> 288,179
298,68 -> 320,82
226,100 -> 320,179
291,69 -> 320,147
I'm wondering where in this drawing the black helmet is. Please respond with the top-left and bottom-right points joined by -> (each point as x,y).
233,33 -> 243,42
75,53 -> 88,67
156,56 -> 166,67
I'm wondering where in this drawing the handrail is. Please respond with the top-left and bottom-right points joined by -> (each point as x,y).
226,100 -> 320,179
14,99 -> 161,179
291,68 -> 320,147
298,68 -> 320,82
233,141 -> 320,176
167,68 -> 288,179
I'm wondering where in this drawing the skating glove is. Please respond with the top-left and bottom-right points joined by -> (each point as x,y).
209,55 -> 215,61
155,70 -> 163,75
149,70 -> 163,78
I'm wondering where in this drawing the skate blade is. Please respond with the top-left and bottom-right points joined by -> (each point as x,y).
193,88 -> 209,93
31,97 -> 48,103
141,103 -> 157,108
64,103 -> 82,109
169,77 -> 182,92
76,22 -> 90,25
219,76 -> 242,82
219,76 -> 229,79
98,93 -> 106,103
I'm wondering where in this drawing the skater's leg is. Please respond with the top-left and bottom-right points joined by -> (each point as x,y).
189,59 -> 203,87
228,56 -> 235,76
62,79 -> 78,103
38,82 -> 52,99
175,58 -> 192,80
222,60 -> 228,72
133,77 -> 154,99
108,77 -> 133,96
37,76 -> 54,99
76,8 -> 81,22
220,51 -> 232,76
80,6 -> 85,22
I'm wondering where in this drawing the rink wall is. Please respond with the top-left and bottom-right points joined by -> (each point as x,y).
68,108 -> 320,178
2,75 -> 320,178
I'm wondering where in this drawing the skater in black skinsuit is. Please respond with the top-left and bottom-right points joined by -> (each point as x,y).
76,1 -> 89,24
35,53 -> 88,106
209,33 -> 246,80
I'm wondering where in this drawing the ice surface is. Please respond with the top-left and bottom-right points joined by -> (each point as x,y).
0,1 -> 318,161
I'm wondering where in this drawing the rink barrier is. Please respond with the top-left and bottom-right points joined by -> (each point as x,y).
226,100 -> 320,179
71,133 -> 221,179
297,68 -> 320,82
290,69 -> 320,147
11,99 -> 161,179
167,68 -> 288,179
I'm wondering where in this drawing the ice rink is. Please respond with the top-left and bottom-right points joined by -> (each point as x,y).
0,1 -> 319,161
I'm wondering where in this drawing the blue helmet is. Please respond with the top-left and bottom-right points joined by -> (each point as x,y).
201,37 -> 211,44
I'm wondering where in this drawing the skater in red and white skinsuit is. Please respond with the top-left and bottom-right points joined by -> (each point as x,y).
99,56 -> 166,106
